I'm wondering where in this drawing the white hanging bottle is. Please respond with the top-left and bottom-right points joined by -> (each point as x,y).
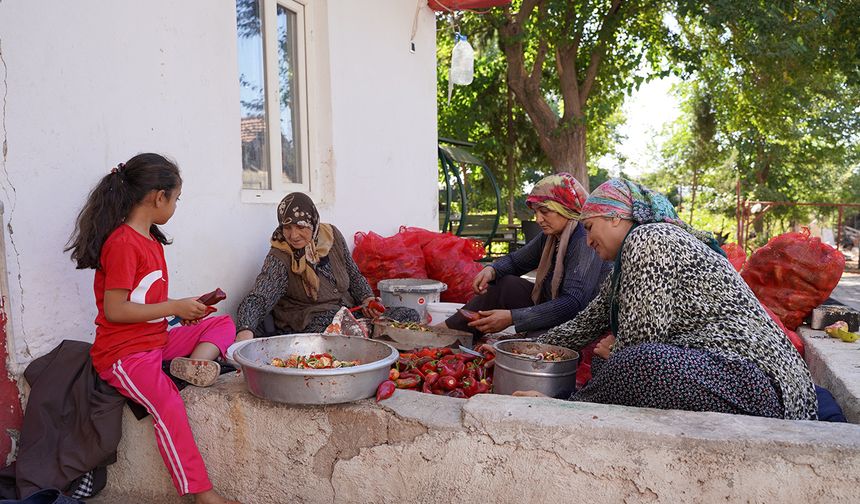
448,33 -> 475,103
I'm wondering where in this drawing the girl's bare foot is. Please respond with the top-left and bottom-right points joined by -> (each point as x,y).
194,489 -> 242,504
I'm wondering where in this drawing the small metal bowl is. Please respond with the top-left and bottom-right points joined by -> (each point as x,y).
234,334 -> 398,404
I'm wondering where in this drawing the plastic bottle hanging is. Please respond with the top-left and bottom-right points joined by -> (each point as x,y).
448,33 -> 475,104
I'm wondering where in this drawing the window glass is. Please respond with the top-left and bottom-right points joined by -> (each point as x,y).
277,5 -> 301,184
236,0 -> 270,190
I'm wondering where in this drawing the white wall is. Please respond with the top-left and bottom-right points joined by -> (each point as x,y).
0,0 -> 437,369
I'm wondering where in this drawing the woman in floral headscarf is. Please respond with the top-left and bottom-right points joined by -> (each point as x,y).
526,179 -> 817,420
445,173 -> 611,337
236,192 -> 417,338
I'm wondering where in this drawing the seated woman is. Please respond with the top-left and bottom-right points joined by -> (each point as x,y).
526,179 -> 817,420
445,173 -> 611,338
235,193 -> 417,340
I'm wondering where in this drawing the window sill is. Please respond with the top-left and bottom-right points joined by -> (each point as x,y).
241,188 -> 321,205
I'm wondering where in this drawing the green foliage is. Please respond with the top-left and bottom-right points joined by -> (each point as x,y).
645,1 -> 860,244
437,1 -> 860,245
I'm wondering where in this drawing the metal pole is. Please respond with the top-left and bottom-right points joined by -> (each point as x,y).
735,177 -> 742,247
837,205 -> 844,250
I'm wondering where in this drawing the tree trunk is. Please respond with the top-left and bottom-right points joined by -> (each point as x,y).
539,123 -> 589,190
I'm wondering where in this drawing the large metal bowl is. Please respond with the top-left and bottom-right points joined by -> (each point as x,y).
234,334 -> 398,405
492,339 -> 579,399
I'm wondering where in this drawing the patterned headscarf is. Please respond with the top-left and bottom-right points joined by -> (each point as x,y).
526,173 -> 588,221
580,178 -> 725,257
272,192 -> 320,242
270,192 -> 334,300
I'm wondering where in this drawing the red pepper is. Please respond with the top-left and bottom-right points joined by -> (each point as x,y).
389,368 -> 400,381
397,370 -> 420,380
395,376 -> 421,389
440,354 -> 459,364
438,375 -> 458,391
397,358 -> 413,371
422,372 -> 439,394
482,355 -> 495,369
399,352 -> 415,360
376,380 -> 396,401
197,288 -> 227,306
417,347 -> 437,358
368,300 -> 386,313
462,377 -> 490,397
438,347 -> 454,356
414,356 -> 433,368
440,360 -> 466,380
458,308 -> 483,322
420,360 -> 438,374
454,353 -> 479,363
411,366 -> 426,380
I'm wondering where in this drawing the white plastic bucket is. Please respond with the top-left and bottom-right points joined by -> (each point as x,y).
425,302 -> 464,325
378,278 -> 447,323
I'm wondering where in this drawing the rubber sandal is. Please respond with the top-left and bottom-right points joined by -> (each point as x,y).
169,357 -> 220,387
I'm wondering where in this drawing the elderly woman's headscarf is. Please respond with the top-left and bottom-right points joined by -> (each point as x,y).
270,192 -> 335,300
580,178 -> 725,257
525,173 -> 590,304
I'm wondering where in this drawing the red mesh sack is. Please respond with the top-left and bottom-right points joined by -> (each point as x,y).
741,229 -> 845,330
721,242 -> 747,272
398,226 -> 442,250
422,233 -> 486,303
761,304 -> 804,356
353,231 -> 428,295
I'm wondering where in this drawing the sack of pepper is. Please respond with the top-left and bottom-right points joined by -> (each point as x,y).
375,346 -> 495,401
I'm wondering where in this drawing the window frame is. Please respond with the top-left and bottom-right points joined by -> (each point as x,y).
240,0 -> 312,203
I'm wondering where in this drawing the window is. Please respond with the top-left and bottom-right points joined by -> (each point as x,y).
236,0 -> 310,197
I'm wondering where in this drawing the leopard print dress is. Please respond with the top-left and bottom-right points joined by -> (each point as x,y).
539,223 -> 818,420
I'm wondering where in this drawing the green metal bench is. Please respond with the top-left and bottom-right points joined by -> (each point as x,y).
438,138 -> 502,254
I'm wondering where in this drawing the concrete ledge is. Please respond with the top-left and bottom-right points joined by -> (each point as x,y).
800,325 -> 860,423
96,374 -> 860,503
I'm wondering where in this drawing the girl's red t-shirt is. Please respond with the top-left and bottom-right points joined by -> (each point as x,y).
91,224 -> 169,372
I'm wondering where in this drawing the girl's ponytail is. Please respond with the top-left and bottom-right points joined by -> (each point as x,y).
65,154 -> 181,270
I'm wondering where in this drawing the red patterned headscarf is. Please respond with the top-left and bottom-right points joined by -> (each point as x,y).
526,173 -> 588,221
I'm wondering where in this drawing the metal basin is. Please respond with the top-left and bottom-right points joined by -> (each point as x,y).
492,339 -> 579,399
234,334 -> 398,405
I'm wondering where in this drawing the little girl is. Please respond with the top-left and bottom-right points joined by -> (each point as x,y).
65,153 -> 242,504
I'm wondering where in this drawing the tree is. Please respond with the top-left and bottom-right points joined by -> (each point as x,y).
667,1 -> 860,243
437,10 -> 626,221
488,0 -> 682,187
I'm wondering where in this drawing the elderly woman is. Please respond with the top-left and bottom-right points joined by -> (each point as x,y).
235,193 -> 417,340
526,179 -> 817,420
445,173 -> 611,337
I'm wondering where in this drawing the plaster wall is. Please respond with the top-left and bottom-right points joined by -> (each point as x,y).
0,0 -> 437,368
97,378 -> 860,503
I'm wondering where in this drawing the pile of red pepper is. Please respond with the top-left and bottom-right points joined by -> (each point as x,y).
376,346 -> 495,401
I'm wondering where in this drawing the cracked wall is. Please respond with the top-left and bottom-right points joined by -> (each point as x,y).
100,376 -> 860,504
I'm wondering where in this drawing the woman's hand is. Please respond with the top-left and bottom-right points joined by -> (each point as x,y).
360,296 -> 384,319
593,334 -> 616,359
472,267 -> 496,295
235,330 -> 254,343
512,390 -> 547,398
171,297 -> 208,321
468,309 -> 512,334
